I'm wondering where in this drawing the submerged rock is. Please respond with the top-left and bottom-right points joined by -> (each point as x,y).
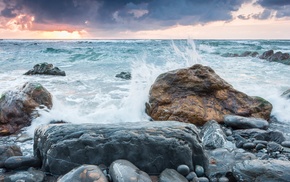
259,50 -> 274,59
224,115 -> 269,130
223,51 -> 258,57
281,89 -> 290,99
260,50 -> 290,65
34,121 -> 207,175
146,64 -> 272,125
268,52 -> 290,62
233,159 -> 290,182
58,165 -> 108,182
0,82 -> 52,135
24,62 -> 66,76
115,71 -> 131,80
109,159 -> 151,182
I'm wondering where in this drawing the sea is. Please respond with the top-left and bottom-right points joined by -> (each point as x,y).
0,39 -> 290,155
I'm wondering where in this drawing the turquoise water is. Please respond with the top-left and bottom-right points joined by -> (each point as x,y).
0,39 -> 290,136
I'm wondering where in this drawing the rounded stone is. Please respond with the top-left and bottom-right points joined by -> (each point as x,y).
177,164 -> 190,176
253,140 -> 268,145
219,177 -> 229,182
267,142 -> 283,153
225,129 -> 232,136
186,171 -> 197,181
255,143 -> 266,151
243,142 -> 256,150
281,141 -> 290,148
109,159 -> 151,182
58,165 -> 108,182
195,165 -> 204,177
4,156 -> 41,170
198,177 -> 209,182
226,136 -> 234,141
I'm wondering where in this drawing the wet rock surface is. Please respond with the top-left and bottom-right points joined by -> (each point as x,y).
159,168 -> 188,182
146,64 -> 272,125
34,121 -> 207,175
109,159 -> 151,182
58,164 -> 108,182
205,148 -> 256,181
200,120 -> 227,150
224,115 -> 269,129
4,156 -> 41,170
0,145 -> 22,168
0,82 -> 52,135
233,159 -> 290,182
24,62 -> 66,76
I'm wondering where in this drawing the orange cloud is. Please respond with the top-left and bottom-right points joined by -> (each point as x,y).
5,14 -> 35,31
0,13 -> 88,39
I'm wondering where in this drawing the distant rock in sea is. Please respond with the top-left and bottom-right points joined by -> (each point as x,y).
24,62 -> 66,76
223,50 -> 290,65
115,71 -> 131,80
259,50 -> 290,65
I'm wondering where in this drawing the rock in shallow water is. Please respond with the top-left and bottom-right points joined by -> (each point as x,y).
34,121 -> 207,175
145,64 -> 272,125
0,82 -> 52,135
58,165 -> 108,182
233,159 -> 290,182
115,71 -> 131,80
24,62 -> 66,76
109,159 -> 151,182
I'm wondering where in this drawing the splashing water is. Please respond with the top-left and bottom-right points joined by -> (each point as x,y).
0,39 -> 289,137
26,39 -> 202,135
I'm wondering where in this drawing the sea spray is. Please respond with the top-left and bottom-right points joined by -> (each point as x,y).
25,40 -> 203,136
0,39 -> 285,137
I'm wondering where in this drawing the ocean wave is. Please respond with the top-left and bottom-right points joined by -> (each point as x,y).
43,47 -> 73,54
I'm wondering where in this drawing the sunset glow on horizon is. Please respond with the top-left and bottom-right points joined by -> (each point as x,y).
0,0 -> 290,39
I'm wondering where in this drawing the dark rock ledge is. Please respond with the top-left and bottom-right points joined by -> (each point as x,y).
34,121 -> 208,176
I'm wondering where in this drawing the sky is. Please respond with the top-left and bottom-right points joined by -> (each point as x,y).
0,0 -> 290,39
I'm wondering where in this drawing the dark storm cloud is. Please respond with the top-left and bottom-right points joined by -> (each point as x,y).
255,0 -> 290,18
0,0 -> 252,31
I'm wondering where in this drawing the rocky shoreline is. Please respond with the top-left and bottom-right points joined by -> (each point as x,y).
222,50 -> 290,65
1,64 -> 290,181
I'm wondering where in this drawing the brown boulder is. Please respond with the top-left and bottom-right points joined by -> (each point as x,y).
145,64 -> 272,125
0,82 -> 52,135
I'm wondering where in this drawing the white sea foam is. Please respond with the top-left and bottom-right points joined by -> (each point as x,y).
1,39 -> 289,137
